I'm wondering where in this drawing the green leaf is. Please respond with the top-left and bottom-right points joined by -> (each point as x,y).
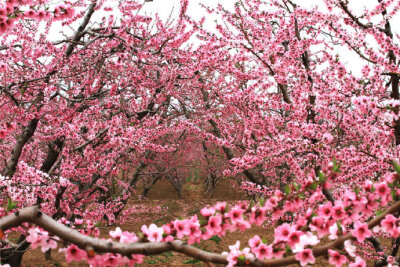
7,198 -> 18,212
336,221 -> 343,234
391,189 -> 397,201
146,259 -> 157,264
375,208 -> 384,217
284,184 -> 291,195
257,196 -> 265,206
318,171 -> 326,183
393,161 -> 400,175
293,182 -> 300,191
184,259 -> 201,264
310,182 -> 318,190
237,255 -> 246,264
162,251 -> 173,257
209,235 -> 221,244
354,187 -> 360,195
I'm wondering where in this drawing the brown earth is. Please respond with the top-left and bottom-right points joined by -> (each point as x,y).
19,179 -> 379,266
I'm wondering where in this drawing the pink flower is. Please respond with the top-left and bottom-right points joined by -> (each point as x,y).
26,228 -> 43,249
274,223 -> 293,242
381,214 -> 399,237
349,256 -> 366,267
329,223 -> 338,240
214,202 -> 227,213
0,9 -> 7,17
293,232 -> 320,253
200,207 -> 215,217
110,227 -> 138,243
205,215 -> 222,235
328,249 -> 347,267
248,235 -> 262,249
120,231 -> 138,243
141,224 -> 163,242
0,63 -> 7,72
36,10 -> 50,20
25,10 -> 37,19
376,182 -> 390,198
110,227 -> 123,240
331,204 -> 346,220
75,218 -> 84,225
0,129 -> 7,138
250,206 -> 266,226
310,217 -> 330,237
102,253 -> 119,266
173,219 -> 190,239
187,216 -> 202,245
252,243 -> 273,260
288,231 -> 303,247
351,222 -> 371,243
227,206 -> 244,223
318,203 -> 332,219
39,232 -> 58,252
64,244 -> 87,263
295,249 -> 316,266
344,240 -> 357,257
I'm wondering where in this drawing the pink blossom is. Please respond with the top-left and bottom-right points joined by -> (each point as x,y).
250,206 -> 266,226
274,223 -> 293,242
187,216 -> 202,244
351,222 -> 372,243
141,224 -> 164,242
110,227 -> 123,240
64,244 -> 87,263
205,215 -> 222,235
331,203 -> 346,220
227,206 -> 244,223
288,231 -> 303,247
329,223 -> 338,240
200,207 -> 215,217
344,240 -> 357,257
381,214 -> 399,237
173,219 -> 191,239
214,202 -> 227,213
328,249 -> 347,267
318,202 -> 332,219
295,249 -> 316,266
252,243 -> 273,260
349,256 -> 366,267
376,182 -> 390,198
26,228 -> 43,249
248,235 -> 262,249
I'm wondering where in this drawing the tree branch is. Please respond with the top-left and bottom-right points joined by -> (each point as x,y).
2,201 -> 400,266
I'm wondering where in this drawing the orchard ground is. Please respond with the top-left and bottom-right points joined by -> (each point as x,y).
17,178 -> 375,267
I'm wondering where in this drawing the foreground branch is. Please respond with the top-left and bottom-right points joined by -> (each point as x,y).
1,202 -> 400,266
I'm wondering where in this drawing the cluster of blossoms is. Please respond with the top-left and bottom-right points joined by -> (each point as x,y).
352,95 -> 400,124
26,228 -> 58,252
232,180 -> 274,198
59,244 -> 144,266
58,216 -> 100,237
0,62 -> 7,71
0,122 -> 15,139
0,1 -> 75,33
352,96 -> 380,115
